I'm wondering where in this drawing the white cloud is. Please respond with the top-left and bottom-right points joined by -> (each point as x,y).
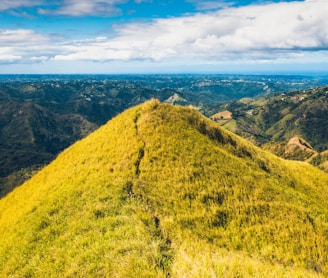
187,0 -> 234,11
39,0 -> 127,17
0,0 -> 128,17
0,29 -> 47,46
2,0 -> 328,70
0,50 -> 21,62
134,0 -> 152,3
0,29 -> 61,63
0,0 -> 40,11
30,56 -> 49,62
52,1 -> 328,64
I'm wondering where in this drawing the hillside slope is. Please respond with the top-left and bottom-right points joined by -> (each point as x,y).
210,86 -> 328,167
0,81 -> 175,196
0,99 -> 97,197
210,86 -> 328,148
1,78 -> 327,196
0,100 -> 97,174
0,100 -> 328,277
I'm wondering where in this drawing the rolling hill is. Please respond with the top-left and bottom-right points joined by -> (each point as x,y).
210,86 -> 328,170
0,100 -> 327,277
0,99 -> 98,197
0,80 -> 175,196
1,75 -> 327,196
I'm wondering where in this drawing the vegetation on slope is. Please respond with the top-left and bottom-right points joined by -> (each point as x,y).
0,100 -> 328,277
210,86 -> 328,167
0,81 -> 175,196
1,77 -> 327,196
308,150 -> 328,173
263,136 -> 317,161
0,100 -> 97,183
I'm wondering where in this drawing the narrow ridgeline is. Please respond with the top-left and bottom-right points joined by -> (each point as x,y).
0,100 -> 328,277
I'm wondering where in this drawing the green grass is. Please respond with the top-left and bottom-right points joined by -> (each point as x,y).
0,100 -> 328,277
211,85 -> 328,158
308,150 -> 328,172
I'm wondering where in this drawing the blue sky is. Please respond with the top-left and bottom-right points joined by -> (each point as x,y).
0,0 -> 327,74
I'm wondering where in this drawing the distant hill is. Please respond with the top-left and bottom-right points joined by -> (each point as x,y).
0,98 -> 98,196
0,80 -> 176,196
210,86 -> 328,169
0,100 -> 97,173
1,76 -> 327,196
1,100 -> 328,277
307,150 -> 328,173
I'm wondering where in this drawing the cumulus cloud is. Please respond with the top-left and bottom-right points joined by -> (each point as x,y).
2,0 -> 328,67
0,29 -> 61,63
0,50 -> 21,62
0,29 -> 47,46
53,1 -> 328,63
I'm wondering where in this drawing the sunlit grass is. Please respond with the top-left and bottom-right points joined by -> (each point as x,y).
0,100 -> 327,277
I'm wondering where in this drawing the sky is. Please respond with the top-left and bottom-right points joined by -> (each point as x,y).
0,0 -> 327,74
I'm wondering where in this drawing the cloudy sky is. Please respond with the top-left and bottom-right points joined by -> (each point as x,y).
0,0 -> 327,74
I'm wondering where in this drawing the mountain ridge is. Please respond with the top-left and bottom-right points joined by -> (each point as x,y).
210,85 -> 328,169
1,77 -> 328,196
0,100 -> 328,277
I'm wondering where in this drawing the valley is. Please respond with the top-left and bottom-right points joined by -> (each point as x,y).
2,0 -> 328,276
210,85 -> 328,171
1,74 -> 328,197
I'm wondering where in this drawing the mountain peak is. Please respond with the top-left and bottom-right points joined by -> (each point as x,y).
1,100 -> 328,277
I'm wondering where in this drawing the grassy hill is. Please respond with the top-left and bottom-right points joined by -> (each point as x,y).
0,99 -> 97,196
0,100 -> 328,277
1,77 -> 327,196
210,86 -> 328,167
0,80 -> 175,196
